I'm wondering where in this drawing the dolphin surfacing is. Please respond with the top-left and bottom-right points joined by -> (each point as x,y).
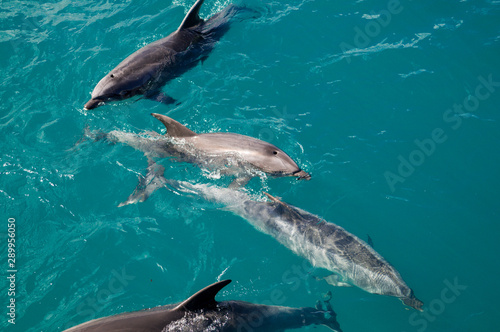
150,113 -> 310,180
63,280 -> 342,332
84,0 -> 237,109
169,182 -> 423,311
89,113 -> 310,206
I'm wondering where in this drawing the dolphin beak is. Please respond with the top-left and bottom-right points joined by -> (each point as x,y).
84,98 -> 102,110
294,170 -> 311,180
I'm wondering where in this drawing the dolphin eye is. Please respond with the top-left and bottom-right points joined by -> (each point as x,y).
272,151 -> 278,155
110,74 -> 114,78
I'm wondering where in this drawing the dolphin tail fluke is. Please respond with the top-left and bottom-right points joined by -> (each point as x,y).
82,125 -> 103,141
296,299 -> 342,332
74,126 -> 109,147
118,160 -> 167,207
72,125 -> 92,148
315,298 -> 343,332
178,0 -> 205,30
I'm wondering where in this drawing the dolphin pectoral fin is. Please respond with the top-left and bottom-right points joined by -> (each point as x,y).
322,274 -> 352,288
118,162 -> 167,207
118,174 -> 148,207
200,55 -> 209,65
145,91 -> 178,105
178,0 -> 205,30
228,176 -> 251,189
367,234 -> 374,248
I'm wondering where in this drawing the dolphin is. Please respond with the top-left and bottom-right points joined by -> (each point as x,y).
63,280 -> 343,332
84,0 -> 236,110
89,113 -> 310,206
165,181 -> 424,311
149,113 -> 310,180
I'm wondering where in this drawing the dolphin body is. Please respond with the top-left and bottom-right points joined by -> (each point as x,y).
91,113 -> 310,206
168,182 -> 423,311
84,0 -> 235,109
63,280 -> 342,332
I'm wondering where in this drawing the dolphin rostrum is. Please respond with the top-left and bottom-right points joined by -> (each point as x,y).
166,181 -> 424,311
89,113 -> 310,206
84,0 -> 237,109
63,279 -> 342,331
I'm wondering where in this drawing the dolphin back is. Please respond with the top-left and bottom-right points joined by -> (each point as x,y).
223,300 -> 343,332
63,280 -> 232,331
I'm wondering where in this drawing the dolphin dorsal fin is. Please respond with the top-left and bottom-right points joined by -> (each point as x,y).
264,192 -> 305,220
176,280 -> 231,312
178,0 -> 205,30
151,113 -> 197,137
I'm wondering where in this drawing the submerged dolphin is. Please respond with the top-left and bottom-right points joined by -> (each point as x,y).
63,279 -> 342,332
84,0 -> 235,109
90,113 -> 310,205
166,181 -> 423,311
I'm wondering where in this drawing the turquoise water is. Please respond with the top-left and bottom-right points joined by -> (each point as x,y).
1,0 -> 500,331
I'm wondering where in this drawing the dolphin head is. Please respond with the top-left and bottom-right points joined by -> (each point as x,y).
85,70 -> 149,110
250,145 -> 311,180
191,133 -> 311,181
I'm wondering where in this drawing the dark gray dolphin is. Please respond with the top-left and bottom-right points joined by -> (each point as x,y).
84,0 -> 235,109
63,280 -> 342,332
167,182 -> 424,311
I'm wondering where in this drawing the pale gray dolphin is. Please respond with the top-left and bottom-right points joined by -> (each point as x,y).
89,113 -> 310,206
84,0 -> 237,109
63,279 -> 342,332
165,181 -> 424,311
150,113 -> 310,180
